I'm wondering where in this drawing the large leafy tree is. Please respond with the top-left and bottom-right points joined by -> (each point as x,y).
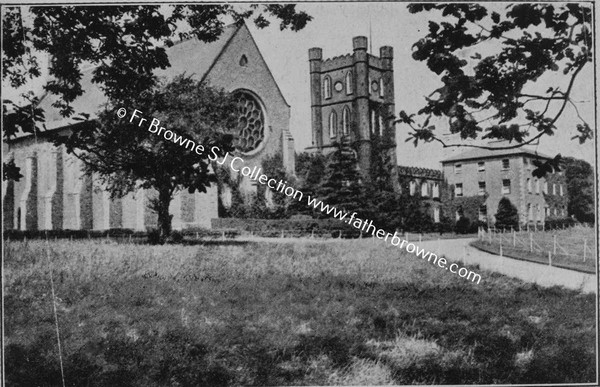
53,76 -> 238,243
2,4 -> 311,179
400,3 -> 593,175
562,157 -> 594,223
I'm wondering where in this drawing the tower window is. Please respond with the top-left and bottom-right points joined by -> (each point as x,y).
370,110 -> 376,134
342,107 -> 350,136
502,159 -> 510,169
454,164 -> 462,174
379,78 -> 384,98
478,162 -> 485,171
378,114 -> 384,136
329,111 -> 337,138
345,71 -> 353,95
323,76 -> 332,99
239,55 -> 248,67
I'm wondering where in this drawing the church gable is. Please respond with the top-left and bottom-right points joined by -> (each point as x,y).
204,23 -> 289,109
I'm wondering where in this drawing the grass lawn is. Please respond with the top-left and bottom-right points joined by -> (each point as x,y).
4,239 -> 597,386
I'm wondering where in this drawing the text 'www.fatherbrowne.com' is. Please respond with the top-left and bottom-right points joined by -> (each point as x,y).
120,107 -> 482,285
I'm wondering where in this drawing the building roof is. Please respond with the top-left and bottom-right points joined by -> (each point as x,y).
397,165 -> 443,180
35,23 -> 242,132
441,147 -> 553,164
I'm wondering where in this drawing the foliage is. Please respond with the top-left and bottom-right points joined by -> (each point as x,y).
401,4 -> 593,176
314,139 -> 366,217
290,152 -> 328,217
562,157 -> 594,223
455,217 -> 471,234
495,197 -> 519,229
2,5 -> 311,178
52,76 -> 238,243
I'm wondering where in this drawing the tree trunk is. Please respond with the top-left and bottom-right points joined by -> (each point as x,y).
156,188 -> 173,244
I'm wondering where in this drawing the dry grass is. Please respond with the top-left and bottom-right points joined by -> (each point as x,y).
3,238 -> 597,386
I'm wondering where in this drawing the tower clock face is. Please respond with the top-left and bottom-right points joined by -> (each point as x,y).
371,81 -> 379,92
334,81 -> 344,92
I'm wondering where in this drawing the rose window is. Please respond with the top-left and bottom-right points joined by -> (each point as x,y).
235,92 -> 265,153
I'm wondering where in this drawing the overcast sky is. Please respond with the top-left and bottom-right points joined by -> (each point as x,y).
247,2 -> 595,168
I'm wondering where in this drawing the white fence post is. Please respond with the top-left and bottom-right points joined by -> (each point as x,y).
529,233 -> 533,252
512,229 -> 516,247
548,251 -> 552,266
583,239 -> 587,262
553,235 -> 557,255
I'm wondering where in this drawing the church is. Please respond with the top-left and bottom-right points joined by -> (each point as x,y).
2,22 -> 295,231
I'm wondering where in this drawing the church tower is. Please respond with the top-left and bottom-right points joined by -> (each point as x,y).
307,36 -> 398,185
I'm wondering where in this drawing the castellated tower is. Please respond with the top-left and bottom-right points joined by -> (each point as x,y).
307,36 -> 398,186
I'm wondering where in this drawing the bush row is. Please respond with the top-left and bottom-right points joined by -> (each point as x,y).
3,228 -> 144,241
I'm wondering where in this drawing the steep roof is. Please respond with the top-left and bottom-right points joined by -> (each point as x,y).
36,23 -> 242,131
441,147 -> 553,163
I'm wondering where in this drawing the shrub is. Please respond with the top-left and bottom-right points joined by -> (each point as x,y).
495,197 -> 519,230
455,217 -> 471,234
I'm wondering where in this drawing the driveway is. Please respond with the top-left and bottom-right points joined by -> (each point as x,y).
418,238 -> 597,294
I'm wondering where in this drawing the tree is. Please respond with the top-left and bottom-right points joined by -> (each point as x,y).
2,5 -> 311,179
290,152 -> 327,217
399,4 -> 593,176
495,197 -> 519,230
562,157 -> 594,223
53,76 -> 238,243
314,138 -> 365,217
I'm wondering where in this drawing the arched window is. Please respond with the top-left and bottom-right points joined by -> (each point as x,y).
370,110 -> 376,134
432,183 -> 440,198
379,78 -> 384,97
409,181 -> 416,196
342,107 -> 350,136
323,76 -> 332,99
345,71 -> 353,95
378,114 -> 384,136
421,182 -> 429,197
329,111 -> 337,138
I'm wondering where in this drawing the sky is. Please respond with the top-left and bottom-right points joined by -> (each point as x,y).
3,2 -> 596,169
246,2 -> 596,169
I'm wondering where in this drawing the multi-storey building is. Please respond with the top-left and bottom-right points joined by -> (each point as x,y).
441,148 -> 568,227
